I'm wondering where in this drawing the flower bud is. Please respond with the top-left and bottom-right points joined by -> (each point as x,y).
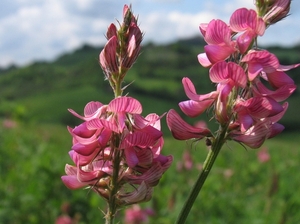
256,0 -> 291,25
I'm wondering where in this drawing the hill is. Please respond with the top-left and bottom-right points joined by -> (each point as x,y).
0,37 -> 300,132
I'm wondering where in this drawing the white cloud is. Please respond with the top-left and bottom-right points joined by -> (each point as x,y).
140,10 -> 216,44
0,0 -> 299,68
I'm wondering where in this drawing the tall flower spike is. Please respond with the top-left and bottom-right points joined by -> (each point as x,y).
168,1 -> 299,222
62,5 -> 172,224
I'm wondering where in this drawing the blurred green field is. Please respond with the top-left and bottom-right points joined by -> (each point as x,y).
1,120 -> 299,224
0,37 -> 300,223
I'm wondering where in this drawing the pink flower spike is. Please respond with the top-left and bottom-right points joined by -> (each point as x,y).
166,109 -> 211,140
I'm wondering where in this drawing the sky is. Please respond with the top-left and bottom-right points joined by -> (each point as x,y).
1,0 -> 300,68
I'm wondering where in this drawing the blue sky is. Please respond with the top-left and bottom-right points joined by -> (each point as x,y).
1,0 -> 300,67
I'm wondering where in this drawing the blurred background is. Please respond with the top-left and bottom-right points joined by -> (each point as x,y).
1,0 -> 300,223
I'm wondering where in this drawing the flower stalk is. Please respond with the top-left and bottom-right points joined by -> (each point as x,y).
176,126 -> 227,223
167,0 -> 299,222
61,5 -> 172,224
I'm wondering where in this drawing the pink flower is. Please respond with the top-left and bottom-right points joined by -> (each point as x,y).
62,96 -> 172,205
229,8 -> 265,53
124,205 -> 155,224
55,215 -> 72,224
234,96 -> 284,132
198,19 -> 236,67
257,147 -> 270,163
179,77 -> 217,117
230,119 -> 272,148
166,109 -> 212,140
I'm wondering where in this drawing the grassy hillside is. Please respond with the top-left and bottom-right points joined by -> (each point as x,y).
0,37 -> 300,131
1,37 -> 300,223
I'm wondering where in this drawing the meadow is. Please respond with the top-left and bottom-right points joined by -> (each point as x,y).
1,120 -> 300,223
0,37 -> 300,223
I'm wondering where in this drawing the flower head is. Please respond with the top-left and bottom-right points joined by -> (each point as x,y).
62,96 -> 172,205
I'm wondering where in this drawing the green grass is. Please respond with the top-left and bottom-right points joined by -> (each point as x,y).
1,119 -> 300,224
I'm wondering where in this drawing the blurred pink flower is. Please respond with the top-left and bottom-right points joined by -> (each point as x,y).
55,215 -> 72,224
257,147 -> 270,163
124,205 -> 155,224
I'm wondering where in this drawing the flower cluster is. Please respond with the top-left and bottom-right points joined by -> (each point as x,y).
61,5 -> 172,213
62,96 -> 172,205
167,1 -> 299,148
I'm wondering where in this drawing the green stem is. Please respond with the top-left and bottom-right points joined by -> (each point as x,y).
175,127 -> 227,224
105,137 -> 122,224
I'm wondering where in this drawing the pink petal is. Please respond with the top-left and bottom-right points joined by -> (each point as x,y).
238,113 -> 254,133
227,62 -> 247,87
72,141 -> 99,156
266,71 -> 294,88
269,102 -> 288,123
205,44 -> 234,64
61,175 -> 87,189
268,123 -> 285,139
253,82 -> 296,102
232,121 -> 271,148
86,118 -> 118,133
236,30 -> 255,54
98,128 -> 112,147
121,132 -> 158,149
179,99 -> 214,117
107,96 -> 142,114
72,122 -> 96,138
277,63 -> 300,71
136,149 -> 153,167
242,50 -> 279,81
209,61 -> 229,83
230,8 -> 252,32
166,109 -> 211,140
77,166 -> 105,182
199,23 -> 208,36
125,147 -> 139,168
242,97 -> 283,118
198,53 -> 212,67
182,77 -> 218,101
68,102 -> 105,121
204,19 -> 231,45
